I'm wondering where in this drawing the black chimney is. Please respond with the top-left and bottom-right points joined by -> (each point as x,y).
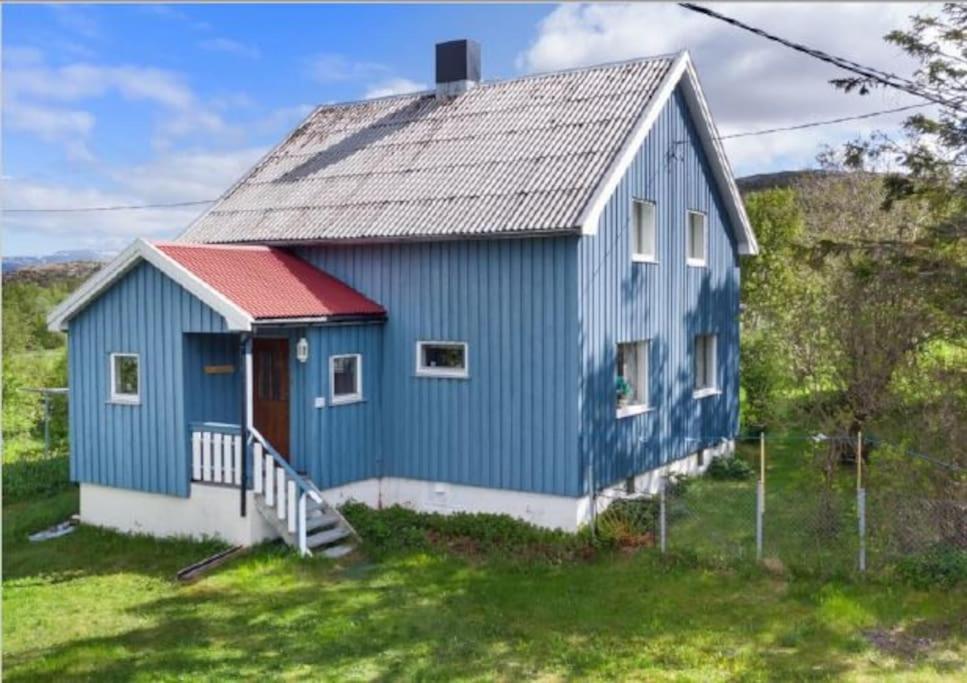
435,39 -> 480,99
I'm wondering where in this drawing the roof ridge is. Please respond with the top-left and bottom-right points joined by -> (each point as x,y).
306,51 -> 684,113
153,241 -> 271,251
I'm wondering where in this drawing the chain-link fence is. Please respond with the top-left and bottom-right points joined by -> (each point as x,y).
594,432 -> 966,578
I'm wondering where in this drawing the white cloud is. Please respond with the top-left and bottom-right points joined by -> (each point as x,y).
517,3 -> 929,174
306,53 -> 388,83
4,101 -> 96,161
199,37 -> 261,59
363,78 -> 428,100
3,147 -> 269,250
5,56 -> 234,148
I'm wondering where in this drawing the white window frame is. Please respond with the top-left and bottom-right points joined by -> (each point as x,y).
109,352 -> 141,405
616,339 -> 652,419
693,334 -> 719,398
329,353 -> 363,405
631,199 -> 657,263
686,210 -> 708,267
416,340 -> 469,379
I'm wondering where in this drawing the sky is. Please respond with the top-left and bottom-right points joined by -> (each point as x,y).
2,2 -> 932,256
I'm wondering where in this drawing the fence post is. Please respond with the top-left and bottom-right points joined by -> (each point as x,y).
759,431 -> 766,513
659,478 -> 667,554
857,431 -> 867,573
756,477 -> 764,561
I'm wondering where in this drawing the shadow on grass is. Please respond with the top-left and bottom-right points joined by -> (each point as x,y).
11,537 -> 954,681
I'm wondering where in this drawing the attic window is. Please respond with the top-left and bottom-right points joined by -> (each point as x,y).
631,199 -> 657,262
687,211 -> 707,267
110,353 -> 140,404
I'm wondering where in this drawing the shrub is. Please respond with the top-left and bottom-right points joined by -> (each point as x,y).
896,544 -> 967,588
595,497 -> 659,547
341,502 -> 587,562
705,455 -> 754,481
740,333 -> 789,429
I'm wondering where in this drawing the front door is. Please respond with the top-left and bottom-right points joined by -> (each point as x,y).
253,337 -> 290,460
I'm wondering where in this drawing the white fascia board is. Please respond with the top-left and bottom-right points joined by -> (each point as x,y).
678,61 -> 759,256
579,51 -> 689,237
47,238 -> 254,332
578,51 -> 759,257
47,240 -> 143,332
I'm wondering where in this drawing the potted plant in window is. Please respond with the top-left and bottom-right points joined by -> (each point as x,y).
616,376 -> 633,408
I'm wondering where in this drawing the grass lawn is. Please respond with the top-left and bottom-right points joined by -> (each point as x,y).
4,488 -> 966,681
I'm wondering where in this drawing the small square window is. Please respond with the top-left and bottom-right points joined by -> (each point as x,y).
631,199 -> 656,262
694,334 -> 718,395
416,341 -> 468,378
110,353 -> 140,404
330,354 -> 362,404
616,340 -> 650,416
687,211 -> 707,266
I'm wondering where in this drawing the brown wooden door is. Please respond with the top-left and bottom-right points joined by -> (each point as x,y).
253,338 -> 290,460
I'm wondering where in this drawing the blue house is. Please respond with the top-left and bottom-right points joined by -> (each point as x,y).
48,41 -> 758,556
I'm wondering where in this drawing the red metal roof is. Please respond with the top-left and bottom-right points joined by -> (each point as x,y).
154,242 -> 385,320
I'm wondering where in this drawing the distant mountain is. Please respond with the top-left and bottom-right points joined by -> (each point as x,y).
3,260 -> 104,286
3,249 -> 115,274
736,169 -> 853,194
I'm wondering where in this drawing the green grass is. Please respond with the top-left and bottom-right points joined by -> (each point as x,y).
669,440 -> 864,577
4,489 -> 965,681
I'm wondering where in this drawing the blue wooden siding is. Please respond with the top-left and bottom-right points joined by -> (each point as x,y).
282,324 -> 384,488
183,333 -> 241,427
68,261 -> 227,497
297,238 -> 582,496
577,86 -> 741,492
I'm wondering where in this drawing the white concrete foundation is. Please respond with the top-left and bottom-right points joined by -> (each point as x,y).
80,441 -> 734,539
80,482 -> 278,546
320,440 -> 735,532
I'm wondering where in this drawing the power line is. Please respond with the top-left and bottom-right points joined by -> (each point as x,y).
678,2 -> 964,112
0,106 -> 935,215
3,199 -> 215,214
717,103 -> 930,140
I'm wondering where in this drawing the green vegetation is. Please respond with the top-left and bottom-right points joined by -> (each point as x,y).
4,485 -> 965,680
3,273 -> 83,503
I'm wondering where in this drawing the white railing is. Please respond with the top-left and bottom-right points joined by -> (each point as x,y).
250,427 -> 324,556
191,423 -> 243,485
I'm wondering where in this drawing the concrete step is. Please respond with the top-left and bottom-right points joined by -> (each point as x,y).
321,543 -> 355,559
307,526 -> 351,549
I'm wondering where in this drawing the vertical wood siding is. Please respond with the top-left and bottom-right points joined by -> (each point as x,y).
578,87 -> 741,492
285,324 -> 384,489
297,237 -> 581,496
68,261 -> 227,497
183,333 -> 241,427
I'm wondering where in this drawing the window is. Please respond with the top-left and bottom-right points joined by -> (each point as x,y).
110,353 -> 140,404
616,340 -> 650,418
416,341 -> 468,378
687,210 -> 707,266
694,334 -> 718,397
330,354 -> 362,404
631,199 -> 656,262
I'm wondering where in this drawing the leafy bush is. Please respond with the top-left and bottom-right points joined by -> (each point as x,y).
705,455 -> 754,481
665,473 -> 692,497
595,497 -> 659,547
341,502 -> 588,562
2,454 -> 71,503
896,544 -> 967,588
740,333 -> 789,429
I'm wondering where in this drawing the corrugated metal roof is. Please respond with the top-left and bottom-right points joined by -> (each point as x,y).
179,56 -> 675,244
154,242 -> 385,319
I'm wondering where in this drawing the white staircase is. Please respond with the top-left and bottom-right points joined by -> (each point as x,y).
250,428 -> 358,558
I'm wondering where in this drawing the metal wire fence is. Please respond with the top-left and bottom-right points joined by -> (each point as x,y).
593,432 -> 966,578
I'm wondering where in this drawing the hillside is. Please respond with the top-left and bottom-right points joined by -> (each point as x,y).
3,261 -> 103,287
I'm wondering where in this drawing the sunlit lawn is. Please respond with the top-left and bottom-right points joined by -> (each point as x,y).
4,487 -> 965,681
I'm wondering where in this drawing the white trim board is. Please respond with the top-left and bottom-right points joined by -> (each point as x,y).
47,238 -> 255,332
578,51 -> 758,256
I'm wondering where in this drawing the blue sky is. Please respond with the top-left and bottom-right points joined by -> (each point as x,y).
3,3 -> 925,256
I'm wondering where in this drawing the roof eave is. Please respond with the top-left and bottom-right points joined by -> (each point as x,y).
47,238 -> 256,333
577,51 -> 759,256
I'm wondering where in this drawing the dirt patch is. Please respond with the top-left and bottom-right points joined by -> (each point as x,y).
864,619 -> 963,661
